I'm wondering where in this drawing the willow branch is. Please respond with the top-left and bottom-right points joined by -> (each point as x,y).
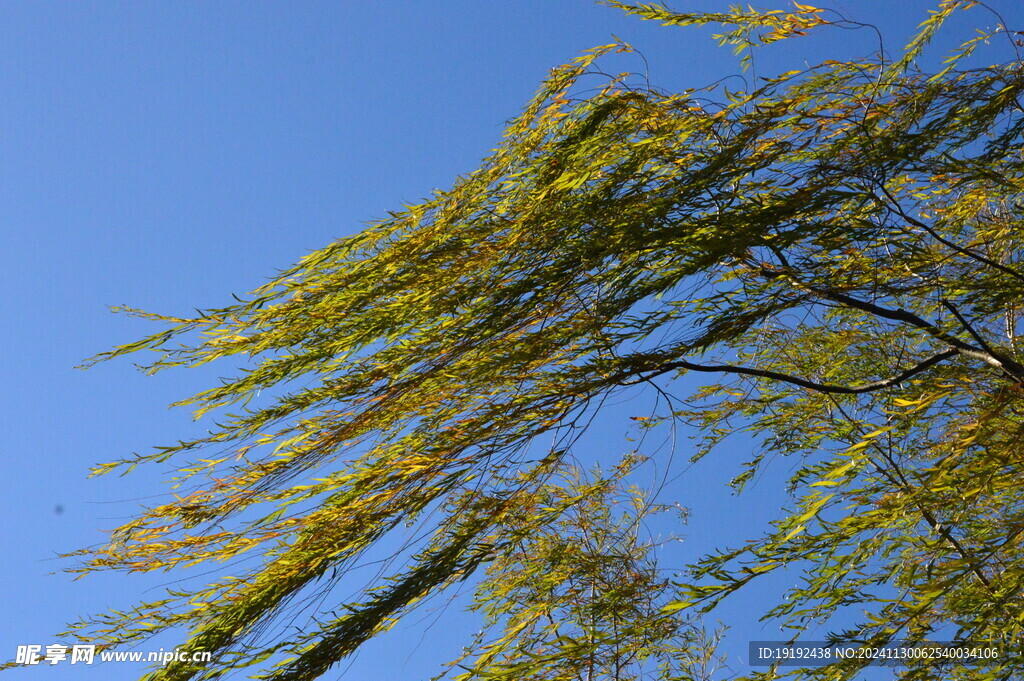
760,257 -> 1020,378
826,397 -> 995,593
875,185 -> 1024,285
941,298 -> 1024,379
624,348 -> 957,394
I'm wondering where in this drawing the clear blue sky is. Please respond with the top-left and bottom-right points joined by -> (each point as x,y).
3,2 -> 1021,679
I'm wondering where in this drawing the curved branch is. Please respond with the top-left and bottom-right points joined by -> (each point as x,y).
627,348 -> 957,394
811,286 -> 1020,378
941,299 -> 1024,379
875,185 -> 1024,286
826,397 -> 995,593
761,256 -> 1021,379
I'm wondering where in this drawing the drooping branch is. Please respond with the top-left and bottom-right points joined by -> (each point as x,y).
760,257 -> 1022,380
810,287 -> 1023,380
941,299 -> 1024,380
875,185 -> 1024,286
826,397 -> 996,593
627,348 -> 957,394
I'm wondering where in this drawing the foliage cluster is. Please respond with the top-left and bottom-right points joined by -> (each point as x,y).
11,2 -> 1024,679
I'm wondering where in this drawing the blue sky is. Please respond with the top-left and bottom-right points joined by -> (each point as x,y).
3,2 -> 1022,679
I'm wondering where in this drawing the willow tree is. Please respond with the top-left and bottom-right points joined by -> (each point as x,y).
19,1 -> 1024,679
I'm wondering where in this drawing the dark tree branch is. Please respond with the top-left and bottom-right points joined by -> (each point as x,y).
941,299 -> 1024,380
807,286 -> 1004,368
760,257 -> 1020,378
941,299 -> 1001,357
875,185 -> 1024,286
874,453 -> 995,592
626,348 -> 957,394
826,397 -> 995,593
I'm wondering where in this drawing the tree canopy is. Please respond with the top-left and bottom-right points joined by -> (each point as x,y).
19,1 -> 1024,679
